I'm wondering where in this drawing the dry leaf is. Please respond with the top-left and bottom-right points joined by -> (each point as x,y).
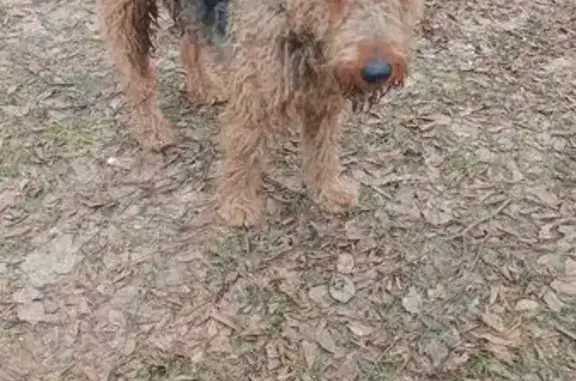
566,258 -> 576,276
308,285 -> 330,307
402,287 -> 422,314
527,186 -> 560,207
486,343 -> 516,364
301,340 -> 319,369
422,337 -> 449,368
550,277 -> 576,296
315,325 -> 337,353
443,352 -> 470,371
347,322 -> 374,337
12,286 -> 42,303
266,342 -> 281,370
514,299 -> 539,311
21,234 -> 81,287
108,309 -> 127,329
211,311 -> 237,330
422,198 -> 453,226
488,285 -> 500,305
344,220 -> 365,241
474,332 -> 519,348
17,302 -> 46,324
481,312 -> 506,333
122,337 -> 136,356
336,253 -> 355,274
542,290 -> 565,312
175,250 -> 203,262
329,275 -> 356,303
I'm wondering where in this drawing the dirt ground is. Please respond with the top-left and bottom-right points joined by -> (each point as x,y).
1,0 -> 576,380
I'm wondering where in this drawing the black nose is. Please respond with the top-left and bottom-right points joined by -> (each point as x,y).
361,61 -> 393,84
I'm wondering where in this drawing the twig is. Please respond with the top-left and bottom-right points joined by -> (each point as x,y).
445,198 -> 512,241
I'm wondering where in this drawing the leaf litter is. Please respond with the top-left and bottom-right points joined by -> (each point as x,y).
2,0 -> 576,380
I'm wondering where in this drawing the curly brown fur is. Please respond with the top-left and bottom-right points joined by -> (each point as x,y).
96,0 -> 176,151
97,0 -> 423,226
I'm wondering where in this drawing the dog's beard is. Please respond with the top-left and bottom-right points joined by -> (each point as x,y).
345,85 -> 391,112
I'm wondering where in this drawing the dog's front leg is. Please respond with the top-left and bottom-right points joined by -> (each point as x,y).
301,103 -> 358,214
217,105 -> 270,227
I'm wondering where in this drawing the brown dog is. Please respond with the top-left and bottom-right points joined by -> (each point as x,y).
96,0 -> 423,226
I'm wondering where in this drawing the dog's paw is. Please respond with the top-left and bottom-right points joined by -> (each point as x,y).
135,114 -> 177,152
218,196 -> 262,227
311,177 -> 359,214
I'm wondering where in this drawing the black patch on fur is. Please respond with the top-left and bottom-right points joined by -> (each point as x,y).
163,0 -> 229,44
196,0 -> 229,37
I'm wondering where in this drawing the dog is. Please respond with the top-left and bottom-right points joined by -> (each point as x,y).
96,0 -> 424,227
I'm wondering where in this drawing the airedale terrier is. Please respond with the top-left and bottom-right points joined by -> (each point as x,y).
97,0 -> 423,227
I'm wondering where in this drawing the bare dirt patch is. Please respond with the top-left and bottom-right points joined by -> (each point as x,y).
1,0 -> 576,380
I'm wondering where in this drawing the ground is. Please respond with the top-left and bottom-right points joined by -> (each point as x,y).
1,0 -> 576,380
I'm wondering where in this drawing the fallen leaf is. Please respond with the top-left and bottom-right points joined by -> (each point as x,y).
486,343 -> 516,364
422,198 -> 453,226
308,285 -> 330,307
402,287 -> 422,314
553,322 -> 576,342
344,220 -> 365,241
566,258 -> 576,276
175,250 -> 203,262
514,299 -> 539,311
336,253 -> 355,274
1,105 -> 30,117
122,337 -> 136,356
550,277 -> 576,296
347,322 -> 374,337
443,352 -> 470,371
266,341 -> 281,370
481,312 -> 506,333
17,302 -> 46,324
301,340 -> 319,369
527,185 -> 560,207
21,234 -> 81,287
12,286 -> 43,303
329,275 -> 356,303
211,311 -> 237,330
315,325 -> 337,353
108,309 -> 127,329
488,285 -> 500,305
542,290 -> 565,312
473,332 -> 519,348
421,337 -> 449,368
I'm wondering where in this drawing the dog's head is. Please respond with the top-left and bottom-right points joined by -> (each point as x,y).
281,0 -> 423,109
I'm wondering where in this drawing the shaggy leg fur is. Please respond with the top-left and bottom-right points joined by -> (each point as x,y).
180,35 -> 226,105
301,104 -> 358,212
97,0 -> 175,150
217,112 -> 269,227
